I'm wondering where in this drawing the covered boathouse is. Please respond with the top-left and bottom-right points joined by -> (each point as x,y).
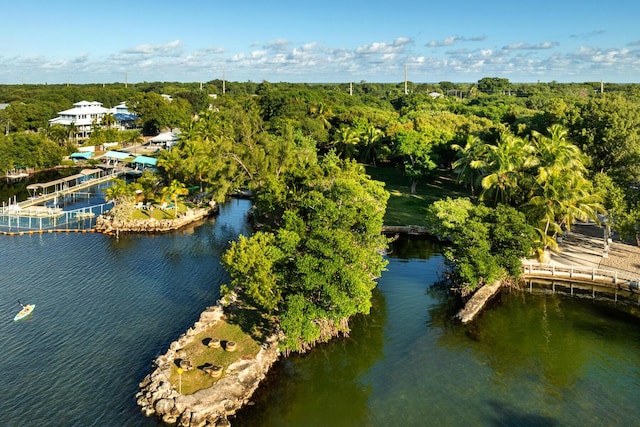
26,168 -> 105,199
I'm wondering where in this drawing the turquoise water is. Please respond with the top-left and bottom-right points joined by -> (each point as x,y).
2,195 -> 640,426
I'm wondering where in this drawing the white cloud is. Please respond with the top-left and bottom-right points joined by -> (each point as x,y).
2,33 -> 640,84
427,35 -> 487,47
502,41 -> 559,51
355,37 -> 412,55
120,40 -> 183,57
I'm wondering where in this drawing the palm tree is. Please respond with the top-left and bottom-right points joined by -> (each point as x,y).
101,113 -> 117,129
180,138 -> 210,191
358,124 -> 384,166
309,103 -> 333,130
47,124 -> 70,147
451,134 -> 488,198
126,130 -> 144,146
157,149 -> 185,182
67,123 -> 78,144
161,179 -> 189,217
524,125 -> 603,252
479,133 -> 536,206
104,179 -> 130,205
332,125 -> 360,159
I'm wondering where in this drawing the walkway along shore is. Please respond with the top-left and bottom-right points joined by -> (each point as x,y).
457,222 -> 640,324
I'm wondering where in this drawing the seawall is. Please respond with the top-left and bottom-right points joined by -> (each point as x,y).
95,202 -> 218,234
135,296 -> 281,427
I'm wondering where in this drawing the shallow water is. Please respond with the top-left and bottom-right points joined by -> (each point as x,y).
234,239 -> 640,427
2,197 -> 640,426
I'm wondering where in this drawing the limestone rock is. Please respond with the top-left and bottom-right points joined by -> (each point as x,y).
137,296 -> 282,427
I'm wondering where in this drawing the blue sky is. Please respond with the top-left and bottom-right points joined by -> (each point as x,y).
1,0 -> 639,84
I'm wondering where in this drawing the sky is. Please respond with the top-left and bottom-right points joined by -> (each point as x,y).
1,0 -> 639,85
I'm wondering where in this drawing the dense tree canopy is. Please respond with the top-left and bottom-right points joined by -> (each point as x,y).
567,93 -> 640,186
223,154 -> 389,353
3,79 -> 640,312
0,131 -> 65,171
426,198 -> 537,293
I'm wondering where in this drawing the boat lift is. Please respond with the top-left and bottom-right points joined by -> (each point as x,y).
25,168 -> 104,200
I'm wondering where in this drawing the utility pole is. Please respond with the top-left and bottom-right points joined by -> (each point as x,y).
349,81 -> 353,96
404,64 -> 408,95
125,72 -> 128,88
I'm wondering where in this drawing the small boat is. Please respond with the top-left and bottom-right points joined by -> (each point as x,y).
14,303 -> 35,321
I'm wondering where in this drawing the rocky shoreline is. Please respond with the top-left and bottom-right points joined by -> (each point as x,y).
135,296 -> 281,427
95,202 -> 218,234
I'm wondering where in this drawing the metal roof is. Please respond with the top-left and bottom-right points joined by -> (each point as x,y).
26,169 -> 102,190
132,156 -> 158,166
150,132 -> 179,143
70,152 -> 93,159
103,150 -> 133,160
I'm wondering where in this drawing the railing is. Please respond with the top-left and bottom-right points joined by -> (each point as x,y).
15,171 -> 122,210
0,202 -> 113,231
521,262 -> 640,292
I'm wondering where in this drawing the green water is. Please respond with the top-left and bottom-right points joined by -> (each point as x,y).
2,188 -> 639,426
235,239 -> 640,426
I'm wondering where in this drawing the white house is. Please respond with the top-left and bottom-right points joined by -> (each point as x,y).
49,101 -> 108,139
48,100 -> 138,139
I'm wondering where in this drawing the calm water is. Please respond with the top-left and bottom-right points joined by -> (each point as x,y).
1,198 -> 252,427
2,196 -> 640,426
234,239 -> 640,426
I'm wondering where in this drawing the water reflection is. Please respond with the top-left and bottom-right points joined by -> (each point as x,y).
387,236 -> 441,260
0,168 -> 81,203
234,289 -> 387,427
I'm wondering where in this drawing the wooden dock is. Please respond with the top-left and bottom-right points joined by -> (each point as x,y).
521,262 -> 640,303
0,168 -> 125,232
17,168 -> 125,209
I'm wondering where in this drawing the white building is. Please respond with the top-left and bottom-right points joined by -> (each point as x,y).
48,100 -> 137,140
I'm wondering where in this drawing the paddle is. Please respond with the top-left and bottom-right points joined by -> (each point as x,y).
17,299 -> 25,308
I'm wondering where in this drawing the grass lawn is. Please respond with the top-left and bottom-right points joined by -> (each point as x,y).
366,166 -> 470,227
130,202 -> 188,220
168,319 -> 261,395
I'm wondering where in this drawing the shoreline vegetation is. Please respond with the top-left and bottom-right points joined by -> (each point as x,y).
131,167 -> 500,427
5,81 -> 639,425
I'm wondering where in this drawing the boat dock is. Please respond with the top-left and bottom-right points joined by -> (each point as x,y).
0,167 -> 126,232
18,168 -> 123,209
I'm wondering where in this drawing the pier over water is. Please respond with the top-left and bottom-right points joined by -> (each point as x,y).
522,222 -> 640,305
0,167 -> 126,232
